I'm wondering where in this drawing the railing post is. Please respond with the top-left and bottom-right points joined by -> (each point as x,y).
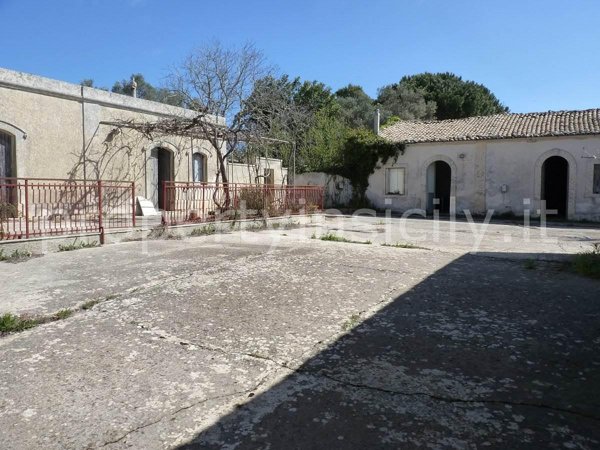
162,181 -> 168,225
202,182 -> 205,222
97,180 -> 104,245
24,179 -> 30,239
131,182 -> 136,228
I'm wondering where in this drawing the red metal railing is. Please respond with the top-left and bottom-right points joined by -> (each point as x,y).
0,177 -> 135,241
162,182 -> 325,225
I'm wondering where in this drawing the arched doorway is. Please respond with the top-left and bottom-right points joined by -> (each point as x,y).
148,147 -> 174,210
0,131 -> 16,208
426,160 -> 452,214
0,130 -> 15,179
541,155 -> 569,218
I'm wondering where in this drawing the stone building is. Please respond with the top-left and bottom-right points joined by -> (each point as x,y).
372,109 -> 600,221
0,68 -> 288,212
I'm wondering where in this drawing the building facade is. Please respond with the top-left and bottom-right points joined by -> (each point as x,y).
0,68 -> 290,212
373,109 -> 600,221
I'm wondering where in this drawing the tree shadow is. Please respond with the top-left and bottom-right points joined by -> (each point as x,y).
178,252 -> 600,449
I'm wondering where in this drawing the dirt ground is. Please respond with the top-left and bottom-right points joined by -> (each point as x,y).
0,216 -> 599,449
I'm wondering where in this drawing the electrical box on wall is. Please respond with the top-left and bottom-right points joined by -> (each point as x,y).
500,184 -> 509,193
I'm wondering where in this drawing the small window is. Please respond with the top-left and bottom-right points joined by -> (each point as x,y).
386,168 -> 405,195
192,153 -> 206,182
594,164 -> 600,194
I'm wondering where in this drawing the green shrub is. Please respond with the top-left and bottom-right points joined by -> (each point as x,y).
239,187 -> 266,211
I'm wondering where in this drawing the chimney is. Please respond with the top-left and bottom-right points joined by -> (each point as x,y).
374,108 -> 380,135
131,76 -> 138,98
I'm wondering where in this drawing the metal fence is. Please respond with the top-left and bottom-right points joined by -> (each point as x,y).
0,178 -> 135,241
162,182 -> 325,225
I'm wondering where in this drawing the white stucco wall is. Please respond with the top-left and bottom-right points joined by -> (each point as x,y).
368,135 -> 600,221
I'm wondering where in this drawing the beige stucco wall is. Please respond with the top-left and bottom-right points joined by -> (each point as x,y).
367,140 -> 487,214
0,68 -> 220,208
227,157 -> 288,185
368,135 -> 600,221
485,135 -> 600,220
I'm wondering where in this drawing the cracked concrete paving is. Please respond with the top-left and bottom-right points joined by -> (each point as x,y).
0,217 -> 599,449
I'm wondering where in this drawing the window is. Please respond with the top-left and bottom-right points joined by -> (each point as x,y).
594,164 -> 600,194
192,153 -> 206,182
386,167 -> 405,195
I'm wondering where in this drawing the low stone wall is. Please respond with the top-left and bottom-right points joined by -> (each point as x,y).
295,172 -> 353,207
0,214 -> 324,256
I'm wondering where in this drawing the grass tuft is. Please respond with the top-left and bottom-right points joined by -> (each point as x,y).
0,313 -> 38,333
0,248 -> 33,262
190,224 -> 217,236
572,243 -> 600,279
319,233 -> 371,245
342,314 -> 361,331
80,299 -> 101,310
55,309 -> 73,320
58,240 -> 98,252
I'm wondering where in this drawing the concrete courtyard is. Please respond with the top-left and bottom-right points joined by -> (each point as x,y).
0,216 -> 599,449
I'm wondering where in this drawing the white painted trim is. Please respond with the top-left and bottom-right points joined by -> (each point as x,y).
384,166 -> 407,196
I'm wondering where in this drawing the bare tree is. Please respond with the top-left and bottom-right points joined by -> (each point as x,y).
168,41 -> 271,186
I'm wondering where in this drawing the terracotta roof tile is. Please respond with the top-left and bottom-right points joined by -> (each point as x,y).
380,109 -> 600,144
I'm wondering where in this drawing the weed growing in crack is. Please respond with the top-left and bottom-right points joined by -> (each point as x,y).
0,313 -> 38,333
80,299 -> 101,310
381,242 -> 428,250
342,314 -> 361,331
319,233 -> 370,245
55,309 -> 73,320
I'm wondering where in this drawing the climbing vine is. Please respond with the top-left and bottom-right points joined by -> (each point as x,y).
327,129 -> 405,205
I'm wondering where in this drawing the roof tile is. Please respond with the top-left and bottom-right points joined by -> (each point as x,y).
380,109 -> 600,144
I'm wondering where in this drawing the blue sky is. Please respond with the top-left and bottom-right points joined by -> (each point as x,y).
0,0 -> 599,113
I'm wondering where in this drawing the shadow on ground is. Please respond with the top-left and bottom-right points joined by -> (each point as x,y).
178,252 -> 600,449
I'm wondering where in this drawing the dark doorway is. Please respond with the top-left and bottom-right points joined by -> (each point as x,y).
149,147 -> 173,210
427,161 -> 451,214
0,131 -> 16,208
541,156 -> 568,218
0,131 -> 14,179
